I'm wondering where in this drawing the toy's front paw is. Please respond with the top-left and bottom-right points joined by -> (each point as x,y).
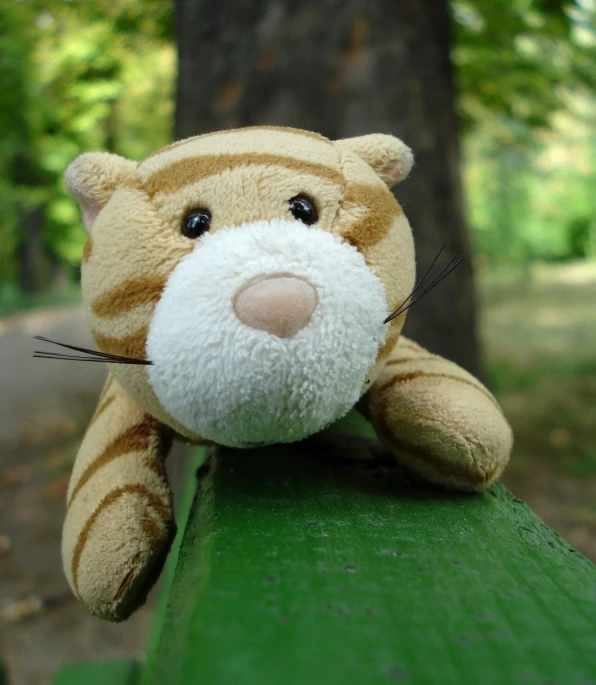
382,403 -> 511,491
62,485 -> 174,621
368,360 -> 513,491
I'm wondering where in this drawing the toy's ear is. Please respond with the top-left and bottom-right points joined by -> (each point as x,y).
64,152 -> 137,231
335,134 -> 414,187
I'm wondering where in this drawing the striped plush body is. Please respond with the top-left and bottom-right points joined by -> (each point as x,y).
62,126 -> 513,621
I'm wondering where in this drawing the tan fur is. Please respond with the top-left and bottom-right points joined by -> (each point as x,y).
62,376 -> 175,620
142,153 -> 345,197
341,183 -> 403,251
64,153 -> 138,230
362,336 -> 512,490
62,126 -> 512,621
336,134 -> 414,186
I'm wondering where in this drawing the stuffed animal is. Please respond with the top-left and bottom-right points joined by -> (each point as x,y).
46,126 -> 512,621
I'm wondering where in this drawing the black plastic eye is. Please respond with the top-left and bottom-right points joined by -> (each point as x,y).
289,195 -> 318,225
181,208 -> 212,238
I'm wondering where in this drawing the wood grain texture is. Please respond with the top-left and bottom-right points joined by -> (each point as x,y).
141,412 -> 596,685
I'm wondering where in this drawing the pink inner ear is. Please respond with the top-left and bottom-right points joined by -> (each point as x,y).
383,148 -> 414,186
81,205 -> 100,232
64,152 -> 138,233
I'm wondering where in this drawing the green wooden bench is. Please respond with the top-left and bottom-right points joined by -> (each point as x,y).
52,413 -> 596,685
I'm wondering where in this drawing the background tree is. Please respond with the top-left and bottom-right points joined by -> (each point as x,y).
0,0 -> 594,363
0,0 -> 175,301
175,0 -> 481,374
455,0 -> 596,269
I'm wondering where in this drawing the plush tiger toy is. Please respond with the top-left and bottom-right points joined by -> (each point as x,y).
53,126 -> 513,621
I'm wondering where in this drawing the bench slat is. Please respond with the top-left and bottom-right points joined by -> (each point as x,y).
142,420 -> 596,685
53,660 -> 140,685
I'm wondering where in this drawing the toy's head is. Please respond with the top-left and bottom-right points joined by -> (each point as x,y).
65,127 -> 415,447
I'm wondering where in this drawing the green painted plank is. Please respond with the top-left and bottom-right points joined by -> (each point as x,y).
53,659 -> 140,685
143,445 -> 209,659
143,422 -> 596,685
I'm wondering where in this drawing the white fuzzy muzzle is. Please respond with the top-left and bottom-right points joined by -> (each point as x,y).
146,219 -> 388,447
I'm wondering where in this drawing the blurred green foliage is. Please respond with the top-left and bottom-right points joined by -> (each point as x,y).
0,0 -> 175,303
454,0 -> 596,265
0,0 -> 595,309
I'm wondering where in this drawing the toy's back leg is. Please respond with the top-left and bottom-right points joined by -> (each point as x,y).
361,336 -> 513,491
62,374 -> 175,621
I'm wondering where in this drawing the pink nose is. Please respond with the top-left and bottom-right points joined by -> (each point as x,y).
233,276 -> 318,338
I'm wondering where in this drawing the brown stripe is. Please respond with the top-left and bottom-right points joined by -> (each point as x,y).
83,236 -> 93,262
140,515 -> 161,544
341,183 -> 402,251
377,324 -> 402,362
397,339 -> 424,353
380,370 -> 500,410
90,377 -> 115,422
374,395 -> 492,486
145,456 -> 167,481
96,376 -> 114,405
142,153 -> 345,198
114,568 -> 136,602
91,276 -> 165,319
142,126 -> 331,162
92,394 -> 115,423
67,415 -> 162,511
93,325 -> 148,361
385,355 -> 438,367
384,429 -> 488,485
71,483 -> 171,593
144,430 -> 171,481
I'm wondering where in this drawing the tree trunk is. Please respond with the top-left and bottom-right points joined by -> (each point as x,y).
175,0 -> 481,377
48,251 -> 71,293
18,205 -> 45,295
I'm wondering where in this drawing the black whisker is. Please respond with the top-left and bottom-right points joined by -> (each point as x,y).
33,335 -> 152,365
34,335 -> 132,361
383,244 -> 446,325
393,256 -> 464,317
386,256 -> 464,322
384,249 -> 465,324
33,353 -> 150,365
33,352 -> 104,362
397,242 -> 446,312
404,255 -> 461,309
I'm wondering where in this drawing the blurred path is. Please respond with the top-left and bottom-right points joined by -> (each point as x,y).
0,306 -> 106,452
482,261 -> 596,563
0,306 -> 154,685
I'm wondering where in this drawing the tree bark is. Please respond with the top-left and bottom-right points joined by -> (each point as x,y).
17,205 -> 45,295
175,0 -> 481,376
